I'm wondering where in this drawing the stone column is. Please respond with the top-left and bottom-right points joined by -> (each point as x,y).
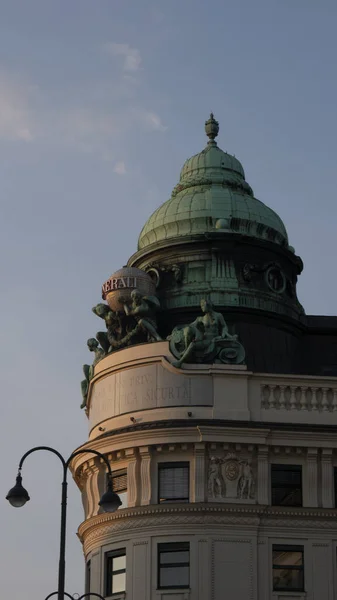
126,448 -> 138,507
321,449 -> 333,508
139,446 -> 152,506
194,442 -> 206,503
257,446 -> 269,505
304,448 -> 318,507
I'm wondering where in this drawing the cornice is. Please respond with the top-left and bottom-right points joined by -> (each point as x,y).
80,504 -> 337,555
78,503 -> 337,543
70,420 -> 337,475
92,418 -> 337,438
128,232 -> 302,271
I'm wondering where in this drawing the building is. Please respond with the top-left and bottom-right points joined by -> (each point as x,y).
71,115 -> 337,600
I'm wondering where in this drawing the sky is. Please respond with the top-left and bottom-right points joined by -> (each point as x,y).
1,0 -> 337,598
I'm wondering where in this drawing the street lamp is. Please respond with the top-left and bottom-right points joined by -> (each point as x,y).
6,446 -> 122,600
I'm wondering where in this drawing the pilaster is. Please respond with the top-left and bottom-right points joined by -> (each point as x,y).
194,442 -> 206,503
86,459 -> 101,518
321,449 -> 333,508
126,448 -> 138,507
304,448 -> 318,507
139,446 -> 152,506
257,445 -> 269,505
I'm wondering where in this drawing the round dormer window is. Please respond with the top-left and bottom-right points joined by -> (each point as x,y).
265,266 -> 286,294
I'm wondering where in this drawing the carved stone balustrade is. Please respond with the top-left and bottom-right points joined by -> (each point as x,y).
261,384 -> 337,413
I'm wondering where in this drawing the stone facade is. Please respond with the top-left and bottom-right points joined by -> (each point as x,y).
72,342 -> 337,600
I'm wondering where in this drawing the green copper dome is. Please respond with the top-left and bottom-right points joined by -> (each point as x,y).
138,114 -> 288,250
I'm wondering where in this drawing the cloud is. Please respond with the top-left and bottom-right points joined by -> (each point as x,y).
0,64 -> 167,158
0,73 -> 35,142
48,106 -> 167,154
104,43 -> 142,72
113,160 -> 126,175
143,111 -> 167,132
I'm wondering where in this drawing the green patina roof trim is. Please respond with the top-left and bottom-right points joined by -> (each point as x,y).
138,114 -> 288,250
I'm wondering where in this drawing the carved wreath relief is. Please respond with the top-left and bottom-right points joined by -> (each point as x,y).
208,452 -> 255,501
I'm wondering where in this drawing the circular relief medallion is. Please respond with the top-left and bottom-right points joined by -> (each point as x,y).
224,460 -> 240,481
265,266 -> 286,294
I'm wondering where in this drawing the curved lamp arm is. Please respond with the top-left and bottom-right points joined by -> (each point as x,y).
78,594 -> 107,600
66,448 -> 113,480
16,445 -> 113,481
45,592 -> 74,600
19,446 -> 66,470
45,593 -> 106,600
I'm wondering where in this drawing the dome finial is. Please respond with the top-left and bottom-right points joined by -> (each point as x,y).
205,112 -> 219,145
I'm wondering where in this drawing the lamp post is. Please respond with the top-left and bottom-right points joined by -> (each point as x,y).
6,446 -> 122,600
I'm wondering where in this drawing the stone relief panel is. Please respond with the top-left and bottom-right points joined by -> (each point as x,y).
207,451 -> 256,503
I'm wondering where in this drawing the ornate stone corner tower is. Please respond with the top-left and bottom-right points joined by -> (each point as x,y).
72,115 -> 337,600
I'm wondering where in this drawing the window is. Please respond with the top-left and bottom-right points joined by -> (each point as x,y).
272,545 -> 304,592
109,470 -> 128,508
158,542 -> 190,589
158,462 -> 189,503
85,560 -> 91,594
105,549 -> 126,596
271,464 -> 302,506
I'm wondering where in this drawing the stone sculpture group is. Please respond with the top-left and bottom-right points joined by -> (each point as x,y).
81,294 -> 245,409
80,290 -> 161,408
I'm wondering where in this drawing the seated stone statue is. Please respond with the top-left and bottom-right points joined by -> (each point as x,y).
80,338 -> 105,409
169,299 -> 245,368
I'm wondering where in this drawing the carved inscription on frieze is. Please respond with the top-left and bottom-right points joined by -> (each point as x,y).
89,364 -> 211,428
116,369 -> 191,412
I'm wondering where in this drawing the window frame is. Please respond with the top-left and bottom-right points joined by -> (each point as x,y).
111,469 -> 128,494
272,544 -> 304,593
271,463 -> 303,507
105,548 -> 126,597
334,467 -> 337,508
158,461 -> 190,504
157,542 -> 190,590
106,469 -> 128,508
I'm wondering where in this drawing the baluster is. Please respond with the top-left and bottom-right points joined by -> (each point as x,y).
300,387 -> 307,410
333,389 -> 337,412
311,387 -> 318,411
290,386 -> 297,410
279,385 -> 286,409
261,385 -> 268,409
269,385 -> 275,409
322,388 -> 329,411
